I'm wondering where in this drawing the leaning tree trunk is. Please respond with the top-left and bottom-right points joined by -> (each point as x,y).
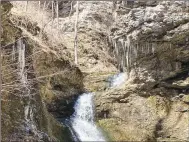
74,1 -> 79,65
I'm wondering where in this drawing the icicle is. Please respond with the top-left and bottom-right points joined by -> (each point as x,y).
130,44 -> 132,67
147,42 -> 150,54
134,44 -> 137,58
128,45 -> 131,68
21,41 -> 26,85
108,35 -> 112,44
12,45 -> 16,61
128,44 -> 131,75
119,39 -> 124,71
112,39 -> 116,58
122,41 -> 126,70
124,36 -> 131,72
121,39 -> 125,71
25,104 -> 30,122
115,41 -> 118,58
126,44 -> 129,70
145,43 -> 147,56
142,45 -> 144,54
110,36 -> 114,50
152,43 -> 155,55
125,42 -> 128,68
112,39 -> 115,49
115,40 -> 120,70
17,39 -> 26,86
120,38 -> 124,48
136,43 -> 139,56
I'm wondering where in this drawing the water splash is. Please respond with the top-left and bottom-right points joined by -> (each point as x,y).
70,93 -> 106,141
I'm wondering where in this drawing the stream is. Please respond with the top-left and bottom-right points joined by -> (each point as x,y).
68,73 -> 127,141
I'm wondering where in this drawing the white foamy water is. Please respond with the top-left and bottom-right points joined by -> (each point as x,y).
70,93 -> 106,141
110,72 -> 127,87
70,73 -> 127,141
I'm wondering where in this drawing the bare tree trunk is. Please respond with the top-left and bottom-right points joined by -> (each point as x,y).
0,1 -> 2,139
69,1 -> 73,19
56,0 -> 59,31
52,1 -> 54,19
41,1 -> 46,35
74,1 -> 79,65
43,1 -> 46,11
25,1 -> 28,12
51,0 -> 54,34
38,1 -> 41,11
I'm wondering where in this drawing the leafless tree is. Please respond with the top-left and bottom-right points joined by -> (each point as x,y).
56,0 -> 59,31
74,1 -> 79,65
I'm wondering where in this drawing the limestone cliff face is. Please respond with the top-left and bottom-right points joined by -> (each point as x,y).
3,1 -> 189,141
94,1 -> 189,141
11,1 -> 118,73
1,2 -> 83,141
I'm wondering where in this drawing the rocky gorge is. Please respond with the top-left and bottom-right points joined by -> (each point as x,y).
1,1 -> 189,141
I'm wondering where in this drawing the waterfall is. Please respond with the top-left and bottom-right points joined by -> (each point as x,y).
110,72 -> 127,87
69,73 -> 127,141
70,93 -> 106,141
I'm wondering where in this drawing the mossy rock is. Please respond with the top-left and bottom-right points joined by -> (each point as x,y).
1,3 -> 75,140
97,118 -> 154,141
97,118 -> 128,141
38,102 -> 73,141
182,95 -> 189,103
170,31 -> 189,45
147,96 -> 170,117
1,2 -> 22,46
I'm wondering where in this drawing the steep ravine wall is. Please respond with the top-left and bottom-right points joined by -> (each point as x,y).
1,2 -> 83,141
95,1 -> 189,141
3,1 -> 189,141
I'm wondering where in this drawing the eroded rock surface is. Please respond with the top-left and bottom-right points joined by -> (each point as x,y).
94,1 -> 189,141
4,1 -> 189,141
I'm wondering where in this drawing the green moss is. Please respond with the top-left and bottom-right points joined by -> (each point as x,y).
147,96 -> 170,117
97,118 -> 134,141
147,96 -> 157,107
170,32 -> 189,45
40,85 -> 54,103
1,6 -> 74,140
84,72 -> 116,92
39,103 -> 72,141
1,2 -> 22,46
2,93 -> 25,141
182,95 -> 189,103
1,2 -> 24,140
